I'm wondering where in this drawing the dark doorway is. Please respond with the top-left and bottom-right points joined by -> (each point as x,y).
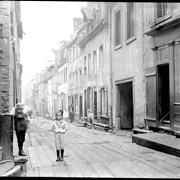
157,64 -> 170,122
94,91 -> 97,119
117,81 -> 133,129
79,95 -> 83,118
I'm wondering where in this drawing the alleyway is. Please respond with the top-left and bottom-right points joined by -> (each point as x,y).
13,117 -> 180,178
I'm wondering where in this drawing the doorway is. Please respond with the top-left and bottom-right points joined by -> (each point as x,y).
84,90 -> 87,117
117,81 -> 133,129
94,91 -> 97,119
157,64 -> 170,123
79,95 -> 83,119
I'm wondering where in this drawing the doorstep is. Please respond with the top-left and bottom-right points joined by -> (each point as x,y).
132,132 -> 180,158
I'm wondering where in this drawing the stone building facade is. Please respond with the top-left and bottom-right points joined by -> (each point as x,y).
0,1 -> 23,175
67,2 -> 112,124
0,1 -> 23,113
109,3 -> 146,130
30,2 -> 180,134
144,3 -> 180,134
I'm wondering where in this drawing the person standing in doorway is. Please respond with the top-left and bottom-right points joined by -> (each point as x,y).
14,103 -> 28,156
51,110 -> 68,161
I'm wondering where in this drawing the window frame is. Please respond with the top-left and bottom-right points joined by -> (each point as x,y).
93,50 -> 97,75
126,2 -> 136,45
154,3 -> 172,25
99,45 -> 103,69
114,6 -> 122,50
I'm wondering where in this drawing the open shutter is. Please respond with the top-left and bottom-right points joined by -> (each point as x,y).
145,74 -> 157,127
174,42 -> 180,130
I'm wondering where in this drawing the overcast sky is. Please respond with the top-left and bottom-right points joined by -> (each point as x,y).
20,1 -> 87,87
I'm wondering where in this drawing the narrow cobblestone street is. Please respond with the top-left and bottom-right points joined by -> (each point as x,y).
13,117 -> 180,177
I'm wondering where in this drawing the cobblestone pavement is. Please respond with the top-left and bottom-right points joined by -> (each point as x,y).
13,116 -> 180,177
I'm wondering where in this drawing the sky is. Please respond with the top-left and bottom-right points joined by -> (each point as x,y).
20,1 -> 87,87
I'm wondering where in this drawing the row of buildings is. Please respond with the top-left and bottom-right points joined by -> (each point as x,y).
0,1 -> 23,174
29,2 -> 180,135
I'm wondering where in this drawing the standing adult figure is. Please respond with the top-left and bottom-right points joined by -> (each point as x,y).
69,104 -> 74,123
14,103 -> 28,156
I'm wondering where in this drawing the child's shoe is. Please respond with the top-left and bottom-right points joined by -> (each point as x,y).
56,157 -> 60,161
60,149 -> 64,161
56,150 -> 60,161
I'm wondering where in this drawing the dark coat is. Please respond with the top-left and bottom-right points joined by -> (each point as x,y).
14,113 -> 28,131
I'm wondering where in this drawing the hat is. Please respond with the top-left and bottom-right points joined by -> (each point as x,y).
15,103 -> 24,109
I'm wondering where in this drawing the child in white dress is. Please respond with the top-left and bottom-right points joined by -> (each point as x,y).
51,110 -> 68,161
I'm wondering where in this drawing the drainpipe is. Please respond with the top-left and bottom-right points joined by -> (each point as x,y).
108,3 -> 113,126
142,3 -> 146,129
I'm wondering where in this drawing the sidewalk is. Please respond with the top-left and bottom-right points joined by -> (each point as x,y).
1,130 -> 28,177
132,132 -> 180,158
75,119 -> 180,158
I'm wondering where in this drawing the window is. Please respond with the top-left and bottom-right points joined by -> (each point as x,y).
84,56 -> 87,75
157,3 -> 168,19
76,71 -> 78,89
100,87 -> 108,115
88,54 -> 91,77
155,3 -> 172,24
93,51 -> 97,75
99,45 -> 103,69
127,3 -> 135,41
74,94 -> 78,114
115,9 -> 121,47
73,46 -> 75,61
65,67 -> 67,83
69,49 -> 72,63
79,69 -> 82,88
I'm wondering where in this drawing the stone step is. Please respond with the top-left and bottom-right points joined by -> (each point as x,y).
174,131 -> 180,138
92,122 -> 109,128
132,128 -> 153,134
0,147 -> 2,161
132,132 -> 180,158
0,160 -> 15,175
161,120 -> 170,124
158,126 -> 173,134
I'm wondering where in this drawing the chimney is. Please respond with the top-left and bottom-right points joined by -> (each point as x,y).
73,18 -> 83,33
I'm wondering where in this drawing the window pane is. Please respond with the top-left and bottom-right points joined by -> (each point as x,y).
157,3 -> 168,19
127,3 -> 134,40
115,10 -> 121,46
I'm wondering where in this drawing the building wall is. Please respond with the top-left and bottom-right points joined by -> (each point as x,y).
0,1 -> 22,113
111,3 -> 146,128
76,2 -> 112,124
57,62 -> 68,118
144,3 -> 180,130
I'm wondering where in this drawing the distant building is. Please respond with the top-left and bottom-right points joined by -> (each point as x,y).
78,2 -> 112,124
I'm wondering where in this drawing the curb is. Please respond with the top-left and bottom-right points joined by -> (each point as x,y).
1,165 -> 22,177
